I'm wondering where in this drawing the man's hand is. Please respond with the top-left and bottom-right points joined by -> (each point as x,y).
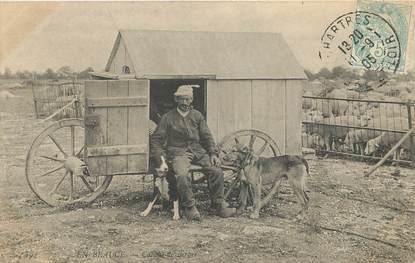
210,155 -> 221,167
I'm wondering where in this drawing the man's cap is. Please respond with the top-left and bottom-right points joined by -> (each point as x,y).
174,85 -> 199,97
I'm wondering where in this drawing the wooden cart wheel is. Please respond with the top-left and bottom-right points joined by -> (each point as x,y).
218,129 -> 280,204
25,118 -> 112,207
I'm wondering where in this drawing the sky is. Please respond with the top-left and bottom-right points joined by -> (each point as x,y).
0,1 -> 414,73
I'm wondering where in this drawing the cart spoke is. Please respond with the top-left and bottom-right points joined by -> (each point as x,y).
36,165 -> 64,178
70,126 -> 75,156
68,172 -> 74,202
48,134 -> 67,157
256,141 -> 269,156
248,135 -> 257,151
40,155 -> 65,162
75,146 -> 84,158
49,170 -> 68,195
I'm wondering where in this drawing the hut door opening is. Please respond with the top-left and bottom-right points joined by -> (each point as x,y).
149,79 -> 206,124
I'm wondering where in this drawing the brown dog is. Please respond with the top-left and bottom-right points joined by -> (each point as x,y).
223,145 -> 310,219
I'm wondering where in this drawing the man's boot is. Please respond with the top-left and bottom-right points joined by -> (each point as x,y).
213,201 -> 236,218
183,206 -> 201,221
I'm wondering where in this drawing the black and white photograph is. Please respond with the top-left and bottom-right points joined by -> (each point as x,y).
0,1 -> 414,262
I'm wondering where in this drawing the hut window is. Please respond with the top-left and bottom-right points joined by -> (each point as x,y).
122,65 -> 130,74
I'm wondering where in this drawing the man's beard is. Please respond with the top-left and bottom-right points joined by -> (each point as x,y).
179,104 -> 192,111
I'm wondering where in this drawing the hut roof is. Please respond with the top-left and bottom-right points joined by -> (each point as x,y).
105,30 -> 306,80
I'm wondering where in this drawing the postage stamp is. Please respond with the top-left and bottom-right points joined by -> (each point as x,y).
357,0 -> 412,72
319,1 -> 412,73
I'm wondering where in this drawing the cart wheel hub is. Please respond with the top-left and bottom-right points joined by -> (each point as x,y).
64,156 -> 86,175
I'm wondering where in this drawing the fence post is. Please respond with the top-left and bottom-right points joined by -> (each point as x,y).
31,81 -> 39,119
407,102 -> 415,167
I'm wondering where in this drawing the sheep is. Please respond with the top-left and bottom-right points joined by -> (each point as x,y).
302,132 -> 325,149
304,115 -> 370,150
364,132 -> 414,159
343,117 -> 409,156
327,89 -> 347,99
346,101 -> 368,117
364,117 -> 411,159
304,88 -> 350,117
365,105 -> 409,123
312,100 -> 334,118
363,117 -> 409,136
365,92 -> 385,108
309,81 -> 324,96
346,90 -> 361,100
343,128 -> 383,155
302,91 -> 316,110
330,99 -> 349,116
326,89 -> 349,116
303,110 -> 324,122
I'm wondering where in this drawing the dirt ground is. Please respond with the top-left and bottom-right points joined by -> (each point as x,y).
1,85 -> 414,263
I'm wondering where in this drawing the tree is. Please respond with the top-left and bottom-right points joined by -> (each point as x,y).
331,66 -> 355,80
32,71 -> 39,80
57,66 -> 75,79
332,66 -> 347,78
362,70 -> 378,81
15,71 -> 25,79
316,67 -> 332,79
2,67 -> 12,79
23,70 -> 33,79
43,68 -> 57,79
304,69 -> 315,80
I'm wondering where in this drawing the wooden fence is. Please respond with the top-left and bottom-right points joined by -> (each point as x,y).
302,96 -> 415,166
31,80 -> 84,119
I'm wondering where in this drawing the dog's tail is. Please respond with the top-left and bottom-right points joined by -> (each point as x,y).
301,157 -> 310,177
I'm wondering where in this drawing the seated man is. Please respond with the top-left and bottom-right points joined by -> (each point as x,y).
150,85 -> 236,220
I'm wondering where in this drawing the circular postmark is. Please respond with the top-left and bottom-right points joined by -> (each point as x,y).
319,11 -> 401,73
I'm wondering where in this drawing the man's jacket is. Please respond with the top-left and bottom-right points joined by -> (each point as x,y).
150,109 -> 219,162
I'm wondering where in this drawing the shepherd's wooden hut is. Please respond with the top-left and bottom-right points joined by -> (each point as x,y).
92,29 -> 307,156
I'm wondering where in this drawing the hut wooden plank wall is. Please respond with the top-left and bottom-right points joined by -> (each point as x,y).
207,79 -> 304,155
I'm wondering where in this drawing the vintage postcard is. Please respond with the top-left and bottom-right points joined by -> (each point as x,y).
0,1 -> 414,262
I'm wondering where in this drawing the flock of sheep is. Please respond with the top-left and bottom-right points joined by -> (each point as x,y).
302,80 -> 415,161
